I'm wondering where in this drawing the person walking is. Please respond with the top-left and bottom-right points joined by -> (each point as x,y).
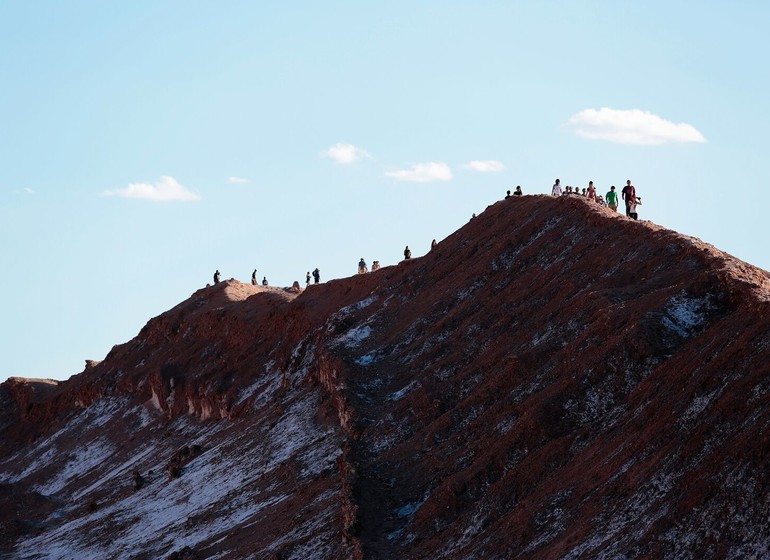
622,180 -> 636,217
552,179 -> 562,196
404,246 -> 412,260
606,186 -> 618,212
251,269 -> 257,285
213,270 -> 221,284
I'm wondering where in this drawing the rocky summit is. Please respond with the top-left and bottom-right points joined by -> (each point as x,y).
2,195 -> 770,560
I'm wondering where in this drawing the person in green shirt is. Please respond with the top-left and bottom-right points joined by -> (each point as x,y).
606,186 -> 619,212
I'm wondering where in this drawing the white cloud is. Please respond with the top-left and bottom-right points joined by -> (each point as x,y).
228,176 -> 249,184
103,176 -> 200,201
23,187 -> 35,194
321,142 -> 372,164
567,107 -> 706,145
463,160 -> 505,172
385,162 -> 453,183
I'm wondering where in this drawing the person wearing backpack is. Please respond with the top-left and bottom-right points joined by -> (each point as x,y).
358,258 -> 368,274
404,246 -> 412,260
621,180 -> 636,217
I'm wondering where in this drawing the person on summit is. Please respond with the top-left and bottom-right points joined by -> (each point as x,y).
251,269 -> 257,286
358,258 -> 368,274
431,239 -> 438,250
622,180 -> 636,217
514,186 -> 523,196
587,181 -> 596,201
214,270 -> 221,284
306,271 -> 311,287
372,261 -> 380,272
312,268 -> 320,284
552,179 -> 562,196
262,276 -> 268,286
404,246 -> 412,260
505,190 -> 511,199
606,186 -> 618,212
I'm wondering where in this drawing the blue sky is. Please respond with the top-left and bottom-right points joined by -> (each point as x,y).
2,1 -> 768,382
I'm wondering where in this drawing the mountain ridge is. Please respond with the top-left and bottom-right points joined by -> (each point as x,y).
2,194 -> 770,559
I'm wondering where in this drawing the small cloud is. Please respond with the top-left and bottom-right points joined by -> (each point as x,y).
103,176 -> 200,201
321,142 -> 372,165
567,107 -> 706,145
463,160 -> 505,172
228,176 -> 249,184
23,187 -> 35,194
385,162 -> 453,183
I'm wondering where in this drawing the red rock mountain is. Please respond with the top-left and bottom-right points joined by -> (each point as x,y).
2,195 -> 770,559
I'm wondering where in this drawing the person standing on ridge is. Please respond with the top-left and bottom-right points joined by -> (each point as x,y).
313,268 -> 320,284
606,186 -> 618,212
262,276 -> 268,286
431,239 -> 438,250
514,186 -> 523,196
587,181 -> 596,201
214,270 -> 221,284
552,179 -> 562,196
372,261 -> 380,272
358,258 -> 368,274
251,269 -> 257,285
404,246 -> 412,260
306,271 -> 311,287
622,180 -> 636,217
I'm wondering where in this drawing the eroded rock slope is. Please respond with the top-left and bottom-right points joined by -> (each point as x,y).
2,195 -> 770,559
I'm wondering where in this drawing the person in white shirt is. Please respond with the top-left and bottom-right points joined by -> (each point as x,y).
552,179 -> 562,196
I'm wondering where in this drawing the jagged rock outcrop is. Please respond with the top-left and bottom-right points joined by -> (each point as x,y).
2,195 -> 770,559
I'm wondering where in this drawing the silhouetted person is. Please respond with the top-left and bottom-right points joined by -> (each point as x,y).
505,190 -> 511,199
313,268 -> 320,284
358,258 -> 367,274
622,180 -> 636,217
262,276 -> 268,286
514,186 -> 523,196
372,261 -> 380,272
251,269 -> 257,285
306,271 -> 311,287
431,239 -> 437,250
213,270 -> 221,284
404,246 -> 411,259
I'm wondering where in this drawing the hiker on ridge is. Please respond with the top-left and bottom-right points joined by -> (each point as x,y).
622,180 -> 636,217
313,268 -> 320,284
262,276 -> 268,286
552,179 -> 562,196
372,261 -> 380,272
214,270 -> 221,284
606,186 -> 618,212
587,181 -> 596,201
514,186 -> 523,196
358,258 -> 368,274
505,190 -> 511,199
306,271 -> 311,287
431,239 -> 438,250
404,246 -> 412,260
251,269 -> 257,285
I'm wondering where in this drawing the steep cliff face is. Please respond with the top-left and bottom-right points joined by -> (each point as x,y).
2,195 -> 770,559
